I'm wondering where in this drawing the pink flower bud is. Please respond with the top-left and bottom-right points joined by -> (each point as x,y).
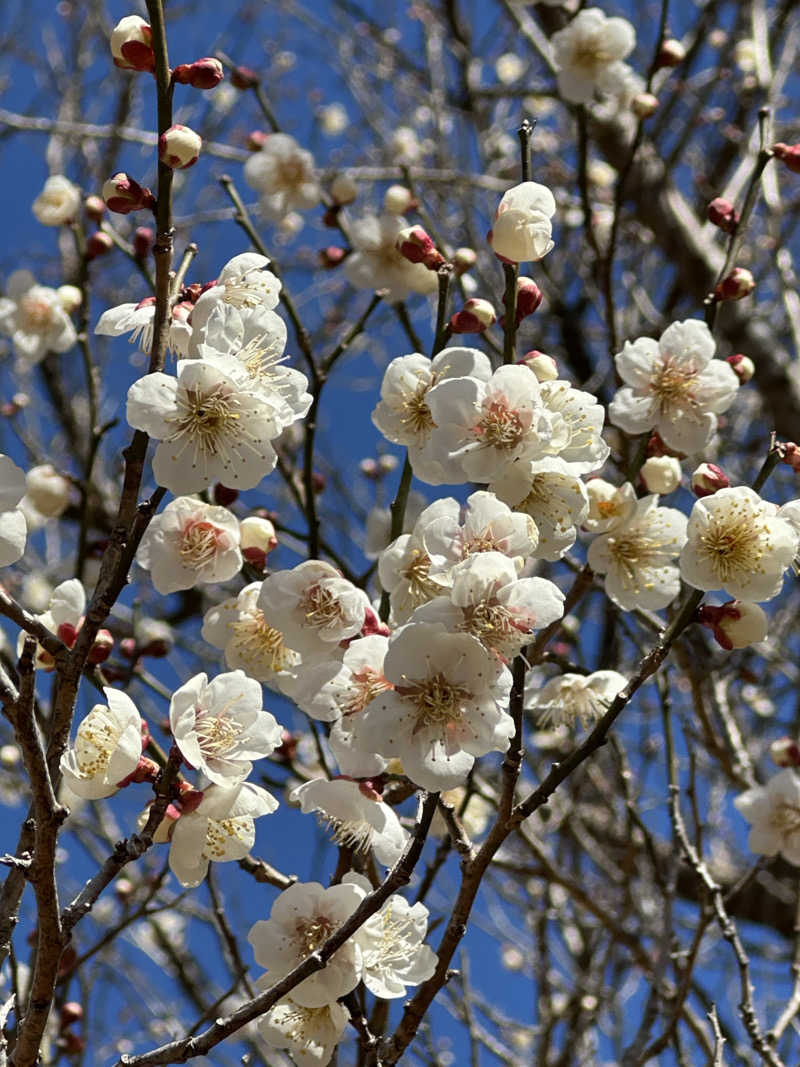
133,226 -> 154,259
60,1002 -> 83,1028
110,15 -> 155,73
116,756 -> 159,789
176,788 -> 205,814
783,442 -> 800,473
514,277 -> 543,322
519,351 -> 558,381
770,738 -> 800,767
773,142 -> 800,174
395,225 -> 445,269
102,173 -> 155,215
57,622 -> 79,648
312,472 -> 326,494
714,266 -> 755,301
318,246 -> 347,268
246,129 -> 269,151
230,65 -> 260,90
120,637 -> 138,660
274,729 -> 298,763
240,516 -> 278,569
357,779 -> 383,801
691,462 -> 730,497
697,600 -> 768,650
452,247 -> 477,274
359,458 -> 379,478
159,125 -> 202,169
88,628 -> 114,665
172,57 -> 224,89
632,92 -> 659,118
213,483 -> 239,507
84,195 -> 105,222
449,297 -> 496,334
707,197 -> 739,234
86,231 -> 113,261
656,38 -> 686,68
726,352 -> 754,383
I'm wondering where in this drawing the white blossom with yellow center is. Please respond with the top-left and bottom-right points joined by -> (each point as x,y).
525,670 -> 627,728
137,496 -> 242,595
735,770 -> 800,866
551,8 -> 636,104
60,688 -> 143,800
292,778 -> 408,866
0,269 -> 77,364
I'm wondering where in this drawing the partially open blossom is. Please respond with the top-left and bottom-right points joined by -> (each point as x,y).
86,231 -> 113,260
344,213 -> 438,302
707,197 -> 739,233
551,8 -> 636,104
714,267 -> 755,301
727,352 -> 755,383
110,15 -> 155,73
240,515 -> 278,570
734,770 -> 800,865
383,184 -> 416,214
632,92 -> 659,118
396,225 -> 445,270
60,689 -> 143,799
25,464 -> 70,518
657,38 -> 686,67
102,173 -> 155,215
698,600 -> 768,650
32,176 -> 81,227
691,462 -> 729,497
159,125 -> 202,169
783,443 -> 800,473
291,778 -> 408,866
449,298 -> 496,334
520,351 -> 558,381
772,142 -> 800,174
641,455 -> 681,495
171,58 -> 224,89
137,496 -> 242,594
490,182 -> 555,263
256,998 -> 348,1065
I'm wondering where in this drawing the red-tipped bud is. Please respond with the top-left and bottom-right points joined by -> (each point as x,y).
312,472 -> 326,494
691,462 -> 730,497
319,246 -> 347,268
246,129 -> 269,151
697,600 -> 768,650
133,226 -> 154,259
773,142 -> 800,174
645,431 -> 684,459
726,352 -> 755,383
632,93 -> 659,118
60,1002 -> 83,1028
84,195 -> 106,223
57,622 -> 79,648
513,277 -> 543,323
656,38 -> 686,68
159,125 -> 202,170
60,1033 -> 86,1055
452,247 -> 477,274
770,738 -> 800,767
88,628 -> 114,665
274,729 -> 299,763
449,297 -> 496,334
395,225 -> 445,270
240,516 -> 277,563
115,755 -> 159,789
110,16 -> 155,73
707,197 -> 739,234
714,266 -> 755,301
519,350 -> 558,381
120,637 -> 138,660
242,546 -> 267,571
172,57 -> 224,89
213,483 -> 239,507
102,173 -> 155,215
230,65 -> 260,90
86,231 -> 113,261
359,458 -> 379,478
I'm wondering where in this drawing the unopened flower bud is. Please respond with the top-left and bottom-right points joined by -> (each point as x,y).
641,454 -> 682,495
450,297 -> 496,334
159,125 -> 202,169
133,226 -> 153,259
698,600 -> 768,650
274,729 -> 298,763
172,57 -> 224,89
514,277 -> 543,322
520,351 -> 558,381
86,231 -> 113,261
772,142 -> 800,174
726,352 -> 754,383
26,464 -> 71,517
115,877 -> 135,900
57,285 -> 82,314
230,65 -> 260,90
770,738 -> 800,767
84,195 -> 105,222
119,637 -> 138,660
57,622 -> 79,648
330,173 -> 358,205
88,629 -> 114,665
714,266 -> 755,301
783,442 -> 800,473
245,129 -> 269,151
60,1033 -> 85,1055
656,38 -> 686,68
377,454 -> 398,473
135,618 -> 173,658
60,1003 -> 83,1028
452,247 -> 477,274
383,184 -> 416,215
396,225 -> 444,269
318,246 -> 347,269
0,745 -> 20,768
691,462 -> 730,497
312,472 -> 326,494
632,92 -> 659,118
359,458 -> 379,478
110,15 -> 155,73
707,197 -> 739,234
102,173 -> 155,215
240,516 -> 277,572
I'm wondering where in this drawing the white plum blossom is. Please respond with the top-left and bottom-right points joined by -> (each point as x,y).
538,378 -> 610,474
609,320 -> 740,453
248,880 -> 366,1007
372,347 -> 492,483
422,489 -> 539,568
412,552 -> 564,661
60,688 -> 143,799
95,297 -> 191,357
255,996 -> 348,1066
168,781 -> 278,887
201,582 -> 301,689
169,669 -> 283,786
356,622 -> 514,791
734,770 -> 800,866
525,670 -> 627,727
22,578 -> 85,668
378,499 -> 459,624
292,778 -> 408,866
583,479 -> 637,534
343,214 -> 439,303
551,8 -> 636,104
0,270 -> 77,364
292,634 -> 390,724
490,181 -> 556,263
491,456 -> 589,560
588,495 -> 688,611
137,496 -> 242,594
24,464 -> 70,519
244,133 -> 321,218
0,455 -> 28,567
126,356 -> 284,493
258,560 -> 370,658
679,487 -> 798,602
188,252 -> 282,349
32,175 -> 81,227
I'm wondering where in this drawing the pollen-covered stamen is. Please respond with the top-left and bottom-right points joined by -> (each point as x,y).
697,508 -> 770,581
474,398 -> 526,450
397,671 -> 471,731
193,702 -> 245,756
519,477 -> 570,531
222,272 -> 277,309
75,712 -> 118,775
401,550 -> 442,603
204,815 -> 249,859
301,582 -> 345,630
231,612 -> 295,672
179,519 -> 227,569
770,802 -> 800,838
340,667 -> 393,716
462,600 -> 529,648
607,531 -> 659,590
168,384 -> 241,459
295,916 -> 336,955
316,811 -> 374,852
238,333 -> 289,389
400,379 -> 436,436
650,358 -> 699,411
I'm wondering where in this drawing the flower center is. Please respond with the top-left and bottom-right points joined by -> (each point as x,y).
340,667 -> 393,716
19,292 -> 55,331
223,272 -> 277,309
204,815 -> 249,859
237,333 -> 286,388
650,359 -> 698,410
193,705 -> 245,756
462,601 -> 527,652
278,158 -> 307,187
698,510 -> 767,580
179,519 -> 225,569
770,802 -> 800,838
295,916 -> 336,955
396,672 -> 471,731
301,582 -> 344,631
475,399 -> 525,451
401,379 -> 436,437
401,550 -> 442,603
231,611 -> 297,673
168,382 -> 241,459
607,530 -> 660,590
317,812 -> 374,852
